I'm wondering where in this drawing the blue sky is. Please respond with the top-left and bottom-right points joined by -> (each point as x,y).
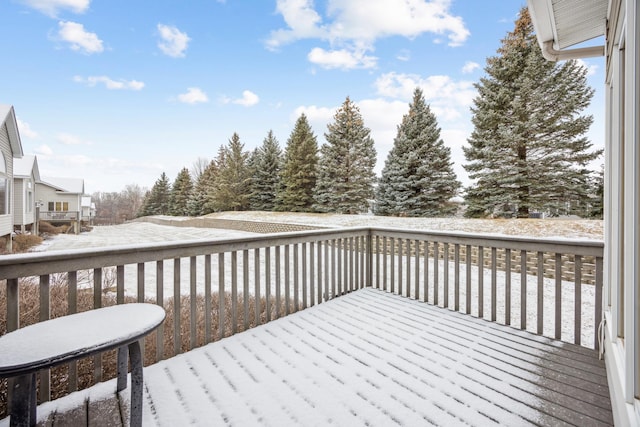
0,0 -> 604,194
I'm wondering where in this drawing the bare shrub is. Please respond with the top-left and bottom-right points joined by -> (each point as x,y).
12,234 -> 43,253
0,277 -> 294,418
38,221 -> 67,235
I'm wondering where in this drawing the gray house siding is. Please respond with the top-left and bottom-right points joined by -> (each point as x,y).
0,122 -> 13,237
36,183 -> 81,212
13,178 -> 24,221
13,177 -> 35,229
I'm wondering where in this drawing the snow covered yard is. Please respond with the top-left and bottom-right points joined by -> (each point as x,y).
33,213 -> 604,252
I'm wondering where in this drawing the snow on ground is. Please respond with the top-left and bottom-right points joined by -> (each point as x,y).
35,221 -> 257,251
33,213 -> 603,253
206,211 -> 604,240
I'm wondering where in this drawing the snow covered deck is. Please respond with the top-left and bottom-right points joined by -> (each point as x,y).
20,288 -> 612,426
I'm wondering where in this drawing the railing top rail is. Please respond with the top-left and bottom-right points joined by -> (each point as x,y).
370,227 -> 603,256
0,226 -> 603,280
0,227 -> 370,279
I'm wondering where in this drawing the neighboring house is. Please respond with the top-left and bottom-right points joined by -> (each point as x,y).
529,1 -> 639,425
0,105 -> 24,251
36,177 -> 85,223
13,154 -> 40,233
80,195 -> 95,224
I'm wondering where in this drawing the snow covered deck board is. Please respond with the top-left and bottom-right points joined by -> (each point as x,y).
14,287 -> 612,426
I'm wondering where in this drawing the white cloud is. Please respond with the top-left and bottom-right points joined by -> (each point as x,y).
462,61 -> 480,74
35,144 -> 53,156
374,71 -> 476,121
292,104 -> 334,125
61,154 -> 92,166
178,87 -> 209,104
269,0 -> 469,47
575,59 -> 598,77
56,132 -> 92,145
73,75 -> 144,90
267,0 -> 470,69
396,49 -> 411,61
157,24 -> 190,58
307,47 -> 377,69
233,90 -> 260,107
20,0 -> 89,17
265,0 -> 326,50
16,118 -> 38,138
221,90 -> 260,107
57,21 -> 103,54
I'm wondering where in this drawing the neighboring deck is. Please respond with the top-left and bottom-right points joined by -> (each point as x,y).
8,288 -> 612,427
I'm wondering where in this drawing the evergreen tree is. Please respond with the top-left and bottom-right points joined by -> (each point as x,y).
212,133 -> 251,211
314,97 -> 376,214
250,130 -> 283,211
187,157 -> 221,216
278,115 -> 318,212
589,166 -> 604,219
463,7 -> 601,218
376,88 -> 460,217
169,167 -> 194,216
138,172 -> 170,216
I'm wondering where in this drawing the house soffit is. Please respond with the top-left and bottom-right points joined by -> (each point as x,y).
529,0 -> 607,49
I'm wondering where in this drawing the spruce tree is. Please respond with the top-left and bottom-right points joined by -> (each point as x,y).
212,133 -> 251,211
250,130 -> 283,211
278,114 -> 318,212
188,157 -> 221,215
463,7 -> 601,218
314,97 -> 376,214
138,172 -> 170,216
376,88 -> 460,217
169,167 -> 194,216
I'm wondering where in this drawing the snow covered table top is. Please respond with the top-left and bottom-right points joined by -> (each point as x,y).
0,303 -> 165,376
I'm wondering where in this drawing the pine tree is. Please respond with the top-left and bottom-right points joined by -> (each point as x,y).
250,130 -> 283,211
589,166 -> 604,219
138,172 -> 170,216
314,97 -> 377,214
463,7 -> 601,218
212,133 -> 251,211
169,167 -> 194,216
278,115 -> 318,212
376,88 -> 460,217
187,157 -> 221,216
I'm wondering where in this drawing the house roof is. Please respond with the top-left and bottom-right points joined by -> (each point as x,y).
527,0 -> 607,50
13,154 -> 40,180
0,104 -> 24,158
39,176 -> 85,194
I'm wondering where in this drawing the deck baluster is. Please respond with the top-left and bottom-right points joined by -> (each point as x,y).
191,256 -> 197,349
155,263 -> 165,360
67,271 -> 78,393
520,250 -> 527,330
491,248 -> 497,322
243,249 -> 250,331
575,255 -> 582,345
173,259 -> 180,354
537,252 -> 544,335
555,253 -> 562,340
505,249 -> 511,325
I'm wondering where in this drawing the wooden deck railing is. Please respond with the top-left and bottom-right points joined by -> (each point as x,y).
38,211 -> 80,221
0,226 -> 603,414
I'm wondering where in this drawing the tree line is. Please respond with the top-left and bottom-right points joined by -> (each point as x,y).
104,8 -> 603,222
